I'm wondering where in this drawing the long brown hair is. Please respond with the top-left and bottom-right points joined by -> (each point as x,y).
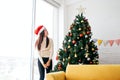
35,30 -> 49,50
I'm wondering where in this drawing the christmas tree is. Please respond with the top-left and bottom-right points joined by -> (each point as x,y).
53,13 -> 99,72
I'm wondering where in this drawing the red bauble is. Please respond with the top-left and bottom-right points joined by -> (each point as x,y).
56,56 -> 59,60
72,40 -> 76,44
68,32 -> 72,36
58,66 -> 62,70
68,33 -> 72,36
79,59 -> 81,62
64,48 -> 67,52
90,61 -> 93,64
70,33 -> 72,36
86,31 -> 90,34
58,63 -> 62,67
79,34 -> 83,37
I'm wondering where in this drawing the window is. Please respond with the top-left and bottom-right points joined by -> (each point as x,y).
0,0 -> 32,80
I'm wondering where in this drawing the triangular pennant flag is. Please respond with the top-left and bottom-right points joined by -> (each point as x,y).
108,40 -> 114,46
97,39 -> 103,46
115,39 -> 119,46
103,40 -> 109,47
119,39 -> 120,45
115,39 -> 120,46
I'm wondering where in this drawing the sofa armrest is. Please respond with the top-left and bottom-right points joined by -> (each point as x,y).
46,71 -> 65,80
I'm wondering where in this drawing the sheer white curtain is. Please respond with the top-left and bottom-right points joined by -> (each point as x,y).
0,0 -> 32,80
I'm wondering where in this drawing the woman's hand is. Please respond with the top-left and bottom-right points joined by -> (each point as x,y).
46,60 -> 51,67
43,64 -> 48,69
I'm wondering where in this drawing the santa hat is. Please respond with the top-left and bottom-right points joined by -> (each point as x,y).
34,25 -> 45,35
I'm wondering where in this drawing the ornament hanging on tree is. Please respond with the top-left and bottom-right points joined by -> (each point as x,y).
68,30 -> 71,32
64,48 -> 67,52
68,39 -> 71,42
63,58 -> 65,61
74,53 -> 77,57
57,62 -> 62,70
92,48 -> 95,51
72,40 -> 76,44
58,66 -> 62,70
70,33 -> 72,36
81,20 -> 84,23
68,32 -> 72,36
78,28 -> 81,31
68,56 -> 70,59
85,53 -> 89,58
81,47 -> 83,49
68,45 -> 71,48
77,37 -> 80,40
79,34 -> 83,37
56,55 -> 59,60
85,35 -> 88,38
87,58 -> 90,61
83,31 -> 86,35
90,61 -> 93,64
74,44 -> 77,46
86,31 -> 91,35
79,59 -> 81,63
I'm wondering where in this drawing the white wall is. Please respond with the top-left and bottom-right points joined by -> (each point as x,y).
64,0 -> 120,64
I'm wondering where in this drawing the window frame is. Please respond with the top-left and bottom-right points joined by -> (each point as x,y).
31,0 -> 61,80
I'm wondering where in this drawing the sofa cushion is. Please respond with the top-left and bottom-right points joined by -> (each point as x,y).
46,71 -> 65,80
66,65 -> 120,80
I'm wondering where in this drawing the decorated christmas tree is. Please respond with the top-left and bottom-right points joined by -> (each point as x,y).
53,13 -> 99,72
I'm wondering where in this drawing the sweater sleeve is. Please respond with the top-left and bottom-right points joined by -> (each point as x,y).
49,39 -> 54,60
35,48 -> 44,65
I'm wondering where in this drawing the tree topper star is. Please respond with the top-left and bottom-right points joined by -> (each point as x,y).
77,5 -> 86,14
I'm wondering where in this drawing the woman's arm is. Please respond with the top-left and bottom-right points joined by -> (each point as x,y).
49,39 -> 54,60
46,39 -> 54,66
35,48 -> 47,68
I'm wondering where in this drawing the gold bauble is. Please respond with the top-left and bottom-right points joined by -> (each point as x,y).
79,28 -> 81,30
68,56 -> 70,59
92,48 -> 95,51
68,45 -> 71,48
75,53 -> 77,57
81,20 -> 84,23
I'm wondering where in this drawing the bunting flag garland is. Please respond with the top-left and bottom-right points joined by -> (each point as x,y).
93,38 -> 120,47
108,40 -> 114,46
97,39 -> 103,46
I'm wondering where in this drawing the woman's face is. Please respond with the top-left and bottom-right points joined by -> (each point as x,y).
44,29 -> 48,37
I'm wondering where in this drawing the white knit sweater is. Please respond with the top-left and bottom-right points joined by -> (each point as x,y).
35,37 -> 54,64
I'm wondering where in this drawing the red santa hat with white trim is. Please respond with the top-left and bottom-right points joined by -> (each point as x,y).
34,25 -> 45,35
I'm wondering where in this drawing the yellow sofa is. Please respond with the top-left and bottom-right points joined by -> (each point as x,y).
46,65 -> 120,80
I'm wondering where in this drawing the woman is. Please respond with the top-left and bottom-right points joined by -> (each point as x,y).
34,25 -> 53,80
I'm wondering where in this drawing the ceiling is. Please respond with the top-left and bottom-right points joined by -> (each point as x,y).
64,0 -> 84,5
54,0 -> 84,6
